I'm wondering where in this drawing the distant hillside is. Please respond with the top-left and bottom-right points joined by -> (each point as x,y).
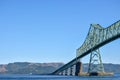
82,63 -> 120,73
0,62 -> 64,74
0,62 -> 120,74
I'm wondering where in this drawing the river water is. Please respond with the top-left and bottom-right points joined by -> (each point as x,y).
0,74 -> 120,80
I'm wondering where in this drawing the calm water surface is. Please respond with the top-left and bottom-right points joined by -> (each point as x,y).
0,74 -> 120,80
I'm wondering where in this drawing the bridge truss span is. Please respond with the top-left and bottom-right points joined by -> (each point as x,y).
52,20 -> 120,75
77,20 -> 120,57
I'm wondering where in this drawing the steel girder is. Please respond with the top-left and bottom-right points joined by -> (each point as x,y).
88,49 -> 104,73
77,20 -> 120,57
52,20 -> 120,75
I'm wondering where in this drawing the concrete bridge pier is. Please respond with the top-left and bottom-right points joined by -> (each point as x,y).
65,69 -> 68,75
59,72 -> 63,75
61,71 -> 64,75
75,61 -> 82,76
70,66 -> 73,75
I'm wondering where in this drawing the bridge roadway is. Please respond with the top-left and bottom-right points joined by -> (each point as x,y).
52,20 -> 120,75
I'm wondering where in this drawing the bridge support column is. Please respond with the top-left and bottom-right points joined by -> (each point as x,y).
75,61 -> 82,76
70,66 -> 73,75
61,71 -> 64,75
58,72 -> 61,75
65,69 -> 68,75
88,49 -> 104,75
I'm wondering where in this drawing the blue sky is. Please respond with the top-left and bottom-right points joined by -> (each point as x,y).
0,0 -> 120,64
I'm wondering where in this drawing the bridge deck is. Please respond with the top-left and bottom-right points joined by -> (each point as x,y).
52,20 -> 120,74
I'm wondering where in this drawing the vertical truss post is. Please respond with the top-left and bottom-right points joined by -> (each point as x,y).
88,49 -> 104,73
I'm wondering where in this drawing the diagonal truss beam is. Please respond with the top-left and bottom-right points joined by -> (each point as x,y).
52,20 -> 120,74
77,20 -> 120,57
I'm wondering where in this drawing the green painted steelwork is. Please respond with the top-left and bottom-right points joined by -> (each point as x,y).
77,21 -> 120,57
52,20 -> 120,75
88,49 -> 104,73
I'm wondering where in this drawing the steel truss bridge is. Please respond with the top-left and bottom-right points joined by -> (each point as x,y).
52,20 -> 120,76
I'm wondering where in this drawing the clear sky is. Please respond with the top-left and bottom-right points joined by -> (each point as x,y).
0,0 -> 120,64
